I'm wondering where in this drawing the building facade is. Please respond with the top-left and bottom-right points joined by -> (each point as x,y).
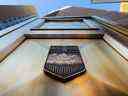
0,5 -> 128,96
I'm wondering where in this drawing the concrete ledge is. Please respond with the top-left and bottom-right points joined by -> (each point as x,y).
0,36 -> 25,62
103,34 -> 128,60
0,19 -> 43,62
92,16 -> 128,60
24,30 -> 104,39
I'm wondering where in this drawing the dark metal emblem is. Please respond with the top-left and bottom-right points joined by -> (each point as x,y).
44,46 -> 86,82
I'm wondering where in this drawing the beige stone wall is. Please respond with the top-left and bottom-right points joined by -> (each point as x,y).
120,2 -> 128,13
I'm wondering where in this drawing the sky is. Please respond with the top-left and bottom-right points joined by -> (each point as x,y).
0,0 -> 120,17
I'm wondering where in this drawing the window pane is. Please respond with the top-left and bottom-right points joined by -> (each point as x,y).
40,21 -> 90,29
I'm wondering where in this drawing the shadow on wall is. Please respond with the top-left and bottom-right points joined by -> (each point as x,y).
2,73 -> 128,96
